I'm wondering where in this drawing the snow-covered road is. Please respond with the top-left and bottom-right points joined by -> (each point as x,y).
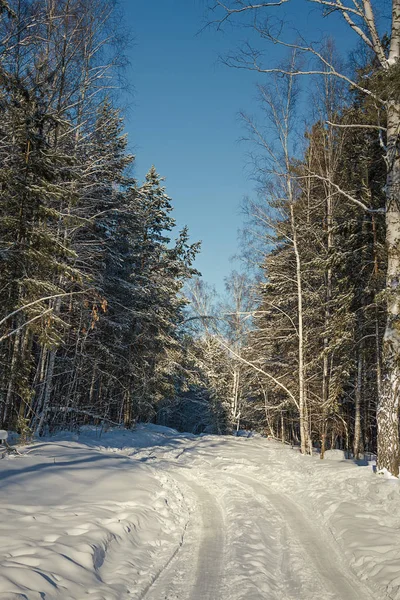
1,426 -> 399,600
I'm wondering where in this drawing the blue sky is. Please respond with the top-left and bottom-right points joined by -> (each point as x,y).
121,0 -> 356,294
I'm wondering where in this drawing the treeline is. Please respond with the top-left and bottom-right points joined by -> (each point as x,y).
196,0 -> 400,476
188,56 -> 389,462
0,0 -> 200,436
234,65 -> 386,460
187,62 -> 391,460
199,65 -> 388,460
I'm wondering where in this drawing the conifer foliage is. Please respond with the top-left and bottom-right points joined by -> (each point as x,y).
0,0 -> 199,435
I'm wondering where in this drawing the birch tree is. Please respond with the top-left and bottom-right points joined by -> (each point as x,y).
223,271 -> 254,431
240,62 -> 312,453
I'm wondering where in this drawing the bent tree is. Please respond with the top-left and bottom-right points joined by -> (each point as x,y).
210,0 -> 400,475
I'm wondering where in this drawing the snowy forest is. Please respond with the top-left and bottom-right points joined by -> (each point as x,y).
1,0 -> 400,479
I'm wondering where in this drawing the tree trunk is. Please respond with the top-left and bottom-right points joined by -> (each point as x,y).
2,325 -> 23,427
320,417 -> 327,459
353,349 -> 363,460
321,186 -> 333,459
231,369 -> 240,424
378,101 -> 400,476
35,349 -> 56,436
290,204 -> 309,454
371,214 -> 383,399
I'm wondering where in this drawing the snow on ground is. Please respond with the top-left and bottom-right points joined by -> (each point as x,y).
0,425 -> 399,599
0,426 -> 190,600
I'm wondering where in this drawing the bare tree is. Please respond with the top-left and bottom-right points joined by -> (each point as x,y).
240,55 -> 313,453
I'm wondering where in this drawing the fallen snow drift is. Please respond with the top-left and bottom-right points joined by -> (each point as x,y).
0,426 -> 189,600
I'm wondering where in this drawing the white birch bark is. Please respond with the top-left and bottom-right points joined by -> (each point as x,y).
353,349 -> 363,460
378,102 -> 400,475
377,2 -> 400,474
290,204 -> 308,455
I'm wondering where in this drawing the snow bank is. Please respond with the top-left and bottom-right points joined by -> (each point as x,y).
322,448 -> 349,460
0,426 -> 189,600
260,443 -> 400,599
309,461 -> 400,599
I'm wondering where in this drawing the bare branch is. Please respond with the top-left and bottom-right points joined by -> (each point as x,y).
209,0 -> 289,29
326,121 -> 387,131
0,290 -> 95,328
362,0 -> 388,67
227,35 -> 386,105
0,309 -> 53,343
310,0 -> 387,67
309,0 -> 363,17
217,335 -> 300,409
298,172 -> 385,214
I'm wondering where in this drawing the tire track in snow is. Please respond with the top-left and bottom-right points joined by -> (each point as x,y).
182,475 -> 224,600
230,472 -> 376,600
136,515 -> 190,600
140,470 -> 225,600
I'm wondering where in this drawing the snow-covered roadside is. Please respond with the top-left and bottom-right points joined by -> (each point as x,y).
208,438 -> 400,600
0,427 -> 190,600
280,449 -> 400,600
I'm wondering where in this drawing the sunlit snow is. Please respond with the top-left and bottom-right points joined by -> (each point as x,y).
0,425 -> 399,599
